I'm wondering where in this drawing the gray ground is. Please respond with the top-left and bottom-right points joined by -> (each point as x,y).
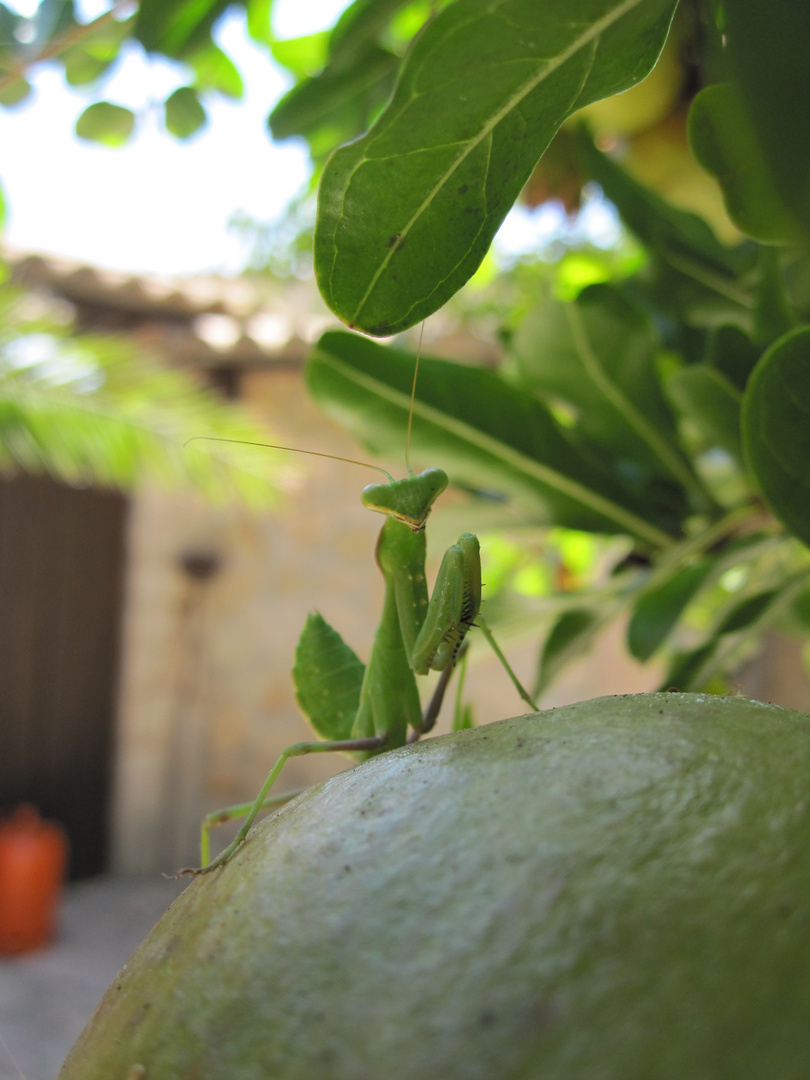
0,875 -> 187,1080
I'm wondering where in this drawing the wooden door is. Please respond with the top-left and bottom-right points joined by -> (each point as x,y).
0,473 -> 128,878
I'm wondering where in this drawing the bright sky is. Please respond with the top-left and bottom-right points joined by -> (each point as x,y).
0,0 -> 349,275
0,0 -> 620,278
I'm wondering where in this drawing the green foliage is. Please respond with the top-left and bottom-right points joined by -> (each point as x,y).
688,84 -> 796,245
313,0 -> 679,335
293,612 -> 364,742
743,328 -> 810,548
0,282 -> 279,505
164,86 -> 207,139
4,0 -> 810,699
307,331 -> 674,545
721,0 -> 810,244
291,0 -> 810,698
75,101 -> 135,146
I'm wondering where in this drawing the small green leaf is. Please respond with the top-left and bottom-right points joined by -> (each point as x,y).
688,84 -> 795,245
270,43 -> 398,144
75,102 -> 135,146
63,49 -> 116,86
0,75 -> 30,107
715,590 -> 777,636
328,0 -> 413,65
61,12 -> 129,87
187,41 -> 243,98
269,32 -> 330,79
135,0 -> 230,57
315,0 -> 679,335
628,562 -> 715,662
164,86 -> 207,139
742,326 -> 810,548
666,364 -> 743,460
536,609 -> 600,695
245,0 -> 273,47
293,612 -> 364,742
659,642 -> 717,692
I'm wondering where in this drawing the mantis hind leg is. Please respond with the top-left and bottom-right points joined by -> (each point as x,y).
180,733 -> 387,876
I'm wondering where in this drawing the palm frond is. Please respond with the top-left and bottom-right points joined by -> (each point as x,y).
0,285 -> 282,506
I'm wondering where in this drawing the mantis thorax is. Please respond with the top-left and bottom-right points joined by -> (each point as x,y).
362,468 -> 448,530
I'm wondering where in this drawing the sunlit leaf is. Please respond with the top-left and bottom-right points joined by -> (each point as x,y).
0,75 -> 30,106
165,86 -> 207,139
135,0 -> 230,57
188,40 -> 243,98
269,32 -> 330,79
61,11 -> 130,87
245,0 -> 273,47
75,101 -> 135,146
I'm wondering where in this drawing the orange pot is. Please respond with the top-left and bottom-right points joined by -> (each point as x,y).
0,805 -> 69,954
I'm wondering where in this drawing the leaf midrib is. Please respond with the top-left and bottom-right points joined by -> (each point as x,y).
316,349 -> 675,548
338,0 -> 651,325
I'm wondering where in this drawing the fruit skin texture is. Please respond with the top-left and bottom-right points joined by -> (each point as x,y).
60,693 -> 810,1079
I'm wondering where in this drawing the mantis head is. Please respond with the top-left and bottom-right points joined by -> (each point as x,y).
362,468 -> 449,530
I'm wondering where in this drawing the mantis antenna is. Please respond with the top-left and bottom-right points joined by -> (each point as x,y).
404,321 -> 426,478
184,435 -> 395,483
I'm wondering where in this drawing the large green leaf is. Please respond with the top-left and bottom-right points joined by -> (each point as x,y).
314,0 -> 678,335
688,84 -> 796,246
306,331 -> 677,547
135,0 -> 230,57
511,283 -> 696,497
742,327 -> 810,548
722,0 -> 810,245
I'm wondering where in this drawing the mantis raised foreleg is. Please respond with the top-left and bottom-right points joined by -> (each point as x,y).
187,465 -> 500,874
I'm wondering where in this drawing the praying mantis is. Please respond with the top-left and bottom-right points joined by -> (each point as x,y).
187,344 -> 539,875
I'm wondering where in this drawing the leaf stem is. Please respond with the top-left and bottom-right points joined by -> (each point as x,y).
0,2 -> 132,95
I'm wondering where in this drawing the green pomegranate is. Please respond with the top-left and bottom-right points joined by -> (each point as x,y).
60,693 -> 810,1079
